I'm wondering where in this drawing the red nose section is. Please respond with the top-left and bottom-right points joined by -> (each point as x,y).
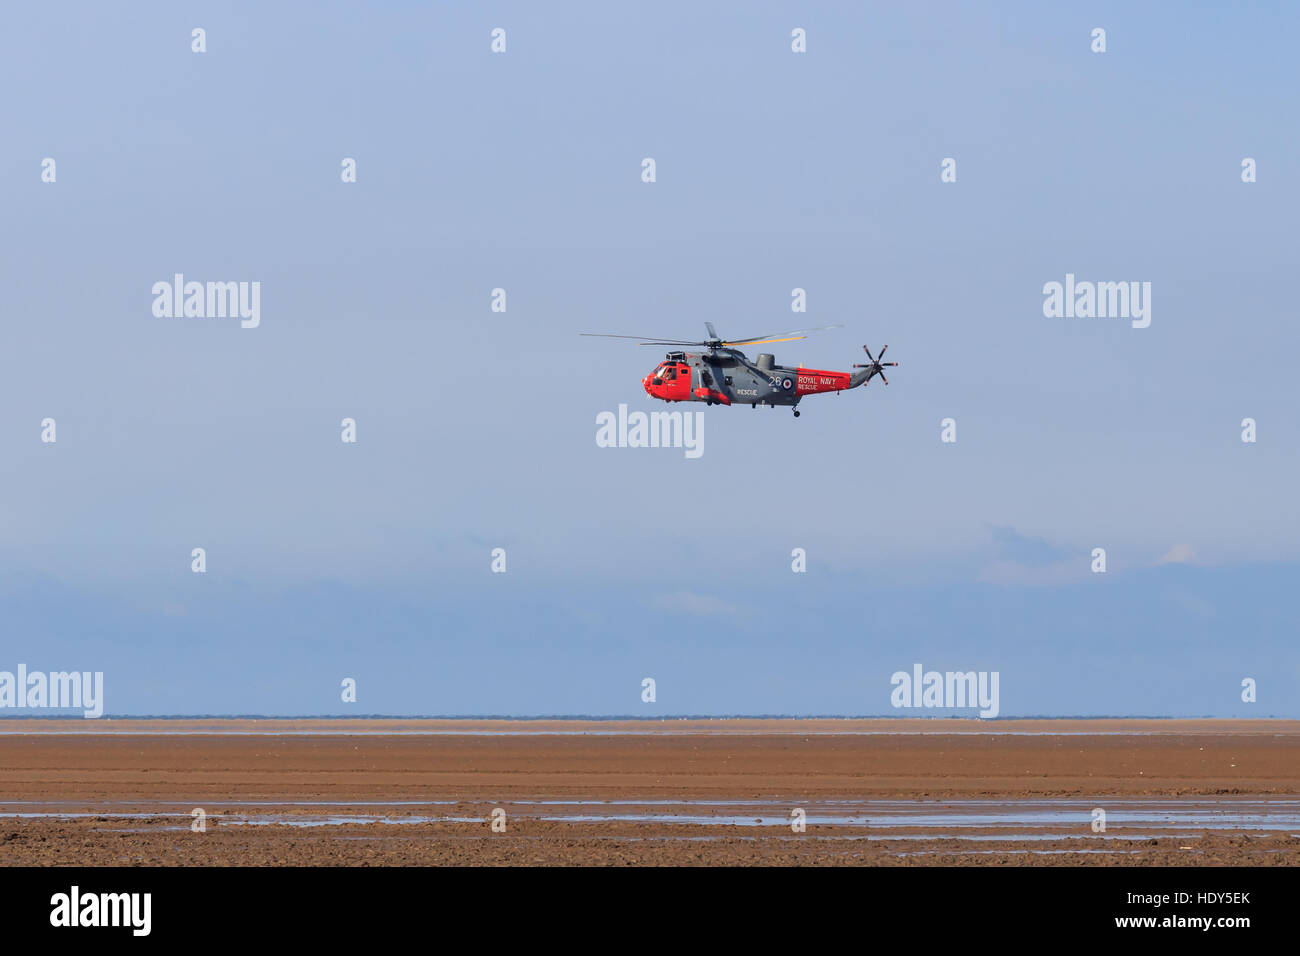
644,363 -> 692,401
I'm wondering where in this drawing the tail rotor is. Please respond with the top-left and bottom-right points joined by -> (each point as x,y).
852,345 -> 898,386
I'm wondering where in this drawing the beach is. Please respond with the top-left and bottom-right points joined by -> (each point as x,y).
2,719 -> 1297,865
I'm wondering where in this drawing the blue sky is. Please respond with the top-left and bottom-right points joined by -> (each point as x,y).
1,2 -> 1297,716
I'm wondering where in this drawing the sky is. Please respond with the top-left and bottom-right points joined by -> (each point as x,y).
1,2 -> 1297,716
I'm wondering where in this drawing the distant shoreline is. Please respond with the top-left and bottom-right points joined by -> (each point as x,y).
0,714 -> 1294,722
0,717 -> 1296,736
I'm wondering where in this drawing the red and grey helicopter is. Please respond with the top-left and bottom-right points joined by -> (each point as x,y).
580,322 -> 897,417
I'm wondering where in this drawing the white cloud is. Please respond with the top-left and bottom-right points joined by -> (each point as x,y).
1158,544 -> 1196,565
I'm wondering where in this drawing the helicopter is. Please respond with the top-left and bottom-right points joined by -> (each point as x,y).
580,322 -> 897,417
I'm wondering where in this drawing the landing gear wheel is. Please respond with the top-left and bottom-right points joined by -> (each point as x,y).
793,410 -> 800,418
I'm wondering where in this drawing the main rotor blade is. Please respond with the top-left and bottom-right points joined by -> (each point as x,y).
722,335 -> 806,347
724,324 -> 845,346
579,333 -> 703,345
581,322 -> 846,349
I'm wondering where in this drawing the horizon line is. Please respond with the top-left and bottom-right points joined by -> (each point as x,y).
0,713 -> 1292,721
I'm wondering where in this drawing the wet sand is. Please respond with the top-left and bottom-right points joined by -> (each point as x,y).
1,719 -> 1297,865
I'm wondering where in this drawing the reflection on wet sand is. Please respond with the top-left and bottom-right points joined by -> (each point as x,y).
5,797 -> 1298,848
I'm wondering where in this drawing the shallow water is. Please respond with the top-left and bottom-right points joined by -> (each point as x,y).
4,797 -> 1297,840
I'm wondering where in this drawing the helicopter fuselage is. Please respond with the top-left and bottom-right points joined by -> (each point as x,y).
642,348 -> 865,407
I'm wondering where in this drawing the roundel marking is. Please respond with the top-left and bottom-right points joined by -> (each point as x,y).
782,378 -> 793,390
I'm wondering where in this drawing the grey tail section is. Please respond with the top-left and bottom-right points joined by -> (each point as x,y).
850,343 -> 895,388
849,365 -> 876,388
